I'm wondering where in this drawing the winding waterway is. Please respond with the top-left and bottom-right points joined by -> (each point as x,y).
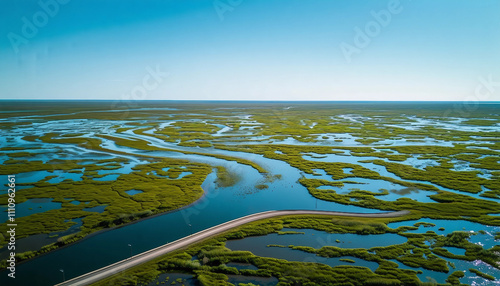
0,109 -> 499,286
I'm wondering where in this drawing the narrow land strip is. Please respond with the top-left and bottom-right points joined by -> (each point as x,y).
55,209 -> 410,286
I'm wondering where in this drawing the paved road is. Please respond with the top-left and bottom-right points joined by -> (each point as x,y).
55,209 -> 410,286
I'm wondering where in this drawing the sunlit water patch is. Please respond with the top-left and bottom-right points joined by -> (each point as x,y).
388,218 -> 500,249
391,255 -> 499,285
399,156 -> 440,170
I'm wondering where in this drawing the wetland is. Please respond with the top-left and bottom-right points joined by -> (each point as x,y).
0,101 -> 498,285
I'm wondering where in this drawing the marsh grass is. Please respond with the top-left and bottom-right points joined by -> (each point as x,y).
90,214 -> 499,286
0,158 -> 212,266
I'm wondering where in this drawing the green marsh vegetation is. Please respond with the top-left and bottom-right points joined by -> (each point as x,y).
0,157 -> 213,266
1,102 -> 499,284
468,268 -> 495,280
254,184 -> 269,190
214,143 -> 500,225
463,119 -> 498,126
96,134 -> 267,173
215,166 -> 241,188
5,101 -> 498,147
90,214 -> 499,286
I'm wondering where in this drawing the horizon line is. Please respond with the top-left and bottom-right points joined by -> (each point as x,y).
1,99 -> 499,103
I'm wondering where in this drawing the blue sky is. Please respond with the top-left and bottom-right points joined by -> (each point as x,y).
0,0 -> 499,101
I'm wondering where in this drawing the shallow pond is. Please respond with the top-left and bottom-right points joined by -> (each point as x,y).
226,228 -> 407,252
125,189 -> 143,196
83,205 -> 107,213
442,246 -> 466,256
306,168 -> 437,203
47,171 -> 83,184
0,218 -> 83,260
225,228 -> 404,271
1,198 -> 62,220
226,237 -> 381,273
93,174 -> 120,181
226,262 -> 258,270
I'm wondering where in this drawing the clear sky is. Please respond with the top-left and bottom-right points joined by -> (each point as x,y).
0,0 -> 499,101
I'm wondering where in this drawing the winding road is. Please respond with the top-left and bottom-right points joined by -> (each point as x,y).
55,209 -> 410,286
